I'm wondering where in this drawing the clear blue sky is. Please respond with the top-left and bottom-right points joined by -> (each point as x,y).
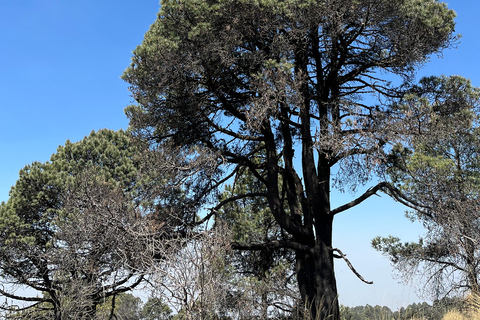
1,0 -> 479,310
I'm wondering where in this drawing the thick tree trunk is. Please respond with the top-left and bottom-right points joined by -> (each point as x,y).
313,243 -> 339,320
54,307 -> 62,320
296,248 -> 339,319
296,218 -> 339,320
50,291 -> 62,320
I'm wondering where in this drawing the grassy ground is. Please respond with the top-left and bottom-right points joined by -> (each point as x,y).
441,294 -> 480,320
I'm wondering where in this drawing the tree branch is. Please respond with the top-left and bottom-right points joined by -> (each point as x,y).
330,139 -> 386,166
103,275 -> 144,298
331,182 -> 389,215
194,192 -> 267,226
332,248 -> 373,285
0,285 -> 50,303
332,181 -> 431,216
381,183 -> 434,218
231,239 -> 313,253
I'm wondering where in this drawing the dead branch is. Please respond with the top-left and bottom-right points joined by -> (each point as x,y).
331,248 -> 373,285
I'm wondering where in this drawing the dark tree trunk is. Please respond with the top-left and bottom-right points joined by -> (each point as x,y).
295,220 -> 339,319
54,306 -> 62,320
49,291 -> 62,320
295,134 -> 340,320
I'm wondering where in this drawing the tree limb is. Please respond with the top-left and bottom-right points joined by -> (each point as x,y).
103,275 -> 144,298
331,248 -> 373,285
231,239 -> 313,253
332,181 -> 431,216
330,139 -> 386,166
0,285 -> 50,303
331,182 -> 389,215
195,192 -> 267,226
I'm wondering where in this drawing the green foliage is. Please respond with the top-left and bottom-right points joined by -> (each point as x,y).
51,129 -> 141,188
141,297 -> 173,320
123,0 -> 458,147
0,128 -> 140,251
1,129 -> 139,232
339,297 -> 464,320
376,75 -> 480,297
389,76 -> 480,190
218,161 -> 279,245
96,293 -> 143,320
0,129 -> 146,318
372,236 -> 424,264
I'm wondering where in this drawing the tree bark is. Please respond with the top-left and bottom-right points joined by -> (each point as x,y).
295,218 -> 339,319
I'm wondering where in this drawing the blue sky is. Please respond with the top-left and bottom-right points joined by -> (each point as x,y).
1,0 -> 479,310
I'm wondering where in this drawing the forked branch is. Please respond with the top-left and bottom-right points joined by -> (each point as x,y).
331,182 -> 389,215
331,181 -> 429,216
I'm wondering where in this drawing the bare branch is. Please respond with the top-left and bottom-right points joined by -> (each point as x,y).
0,286 -> 49,303
331,182 -> 388,215
195,192 -> 267,226
231,239 -> 312,253
331,248 -> 373,285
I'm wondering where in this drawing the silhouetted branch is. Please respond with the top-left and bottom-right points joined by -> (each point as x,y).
332,248 -> 373,285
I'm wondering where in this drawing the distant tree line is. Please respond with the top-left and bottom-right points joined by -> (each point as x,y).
7,293 -> 466,320
340,297 -> 465,320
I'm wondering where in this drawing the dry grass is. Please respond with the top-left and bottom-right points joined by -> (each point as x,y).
442,310 -> 467,320
441,294 -> 480,320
